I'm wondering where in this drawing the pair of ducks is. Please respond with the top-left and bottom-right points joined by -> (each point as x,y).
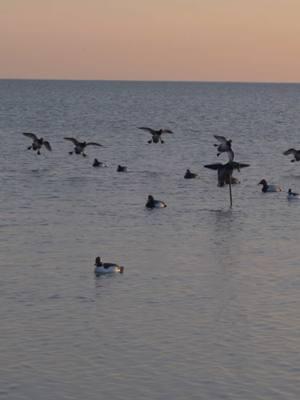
258,179 -> 300,199
23,133 -> 103,156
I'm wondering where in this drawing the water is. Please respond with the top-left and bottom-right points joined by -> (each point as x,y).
0,80 -> 299,399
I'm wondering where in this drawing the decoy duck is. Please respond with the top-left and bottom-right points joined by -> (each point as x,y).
184,169 -> 198,179
258,179 -> 282,193
145,195 -> 167,209
283,148 -> 300,162
22,132 -> 52,155
138,127 -> 173,144
204,161 -> 249,187
64,137 -> 102,157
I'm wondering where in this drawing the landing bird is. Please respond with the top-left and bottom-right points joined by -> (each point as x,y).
213,135 -> 234,161
23,132 -> 52,155
283,148 -> 300,162
64,137 -> 102,157
138,127 -> 173,144
204,161 -> 249,187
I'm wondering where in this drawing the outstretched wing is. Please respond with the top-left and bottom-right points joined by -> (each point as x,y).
138,127 -> 156,134
23,132 -> 38,140
86,142 -> 103,147
204,163 -> 224,170
161,129 -> 173,134
64,137 -> 79,145
214,135 -> 228,144
43,141 -> 52,151
233,162 -> 250,169
283,148 -> 296,156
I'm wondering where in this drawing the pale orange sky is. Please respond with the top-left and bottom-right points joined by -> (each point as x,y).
1,0 -> 300,82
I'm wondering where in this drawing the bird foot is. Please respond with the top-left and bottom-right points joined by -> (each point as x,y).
69,152 -> 73,155
148,140 -> 152,144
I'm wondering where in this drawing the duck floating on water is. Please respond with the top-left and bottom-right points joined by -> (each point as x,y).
94,256 -> 124,275
287,188 -> 300,200
258,179 -> 282,193
64,137 -> 102,157
283,148 -> 300,162
23,132 -> 52,155
138,127 -> 173,144
184,169 -> 198,179
92,158 -> 106,167
117,165 -> 127,172
145,195 -> 167,209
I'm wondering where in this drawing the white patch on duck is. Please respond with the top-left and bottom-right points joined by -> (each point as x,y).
145,195 -> 167,209
258,179 -> 282,193
287,188 -> 300,200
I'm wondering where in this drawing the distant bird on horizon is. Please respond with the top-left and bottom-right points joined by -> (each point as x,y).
64,137 -> 102,157
283,148 -> 300,162
22,132 -> 52,155
138,127 -> 173,144
204,161 -> 249,187
213,135 -> 234,161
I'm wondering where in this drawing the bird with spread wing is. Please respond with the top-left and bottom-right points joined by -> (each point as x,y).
138,127 -> 173,144
64,137 -> 102,157
23,132 -> 52,155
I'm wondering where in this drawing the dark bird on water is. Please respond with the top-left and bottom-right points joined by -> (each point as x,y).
258,179 -> 282,193
213,135 -> 234,161
204,161 -> 249,187
184,169 -> 198,179
117,165 -> 127,172
64,137 -> 102,157
283,148 -> 300,162
138,127 -> 173,144
23,132 -> 52,155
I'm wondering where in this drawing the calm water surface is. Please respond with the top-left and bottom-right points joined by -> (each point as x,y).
0,80 -> 299,399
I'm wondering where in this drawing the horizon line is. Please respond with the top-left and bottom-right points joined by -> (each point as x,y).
0,78 -> 299,85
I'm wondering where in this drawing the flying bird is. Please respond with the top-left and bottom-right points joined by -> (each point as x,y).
283,148 -> 300,162
22,132 -> 52,155
213,135 -> 234,161
138,127 -> 173,144
64,137 -> 102,157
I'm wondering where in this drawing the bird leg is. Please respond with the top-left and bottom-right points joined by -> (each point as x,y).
148,139 -> 152,144
69,151 -> 73,155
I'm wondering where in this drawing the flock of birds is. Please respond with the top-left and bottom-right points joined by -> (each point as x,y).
22,128 -> 300,273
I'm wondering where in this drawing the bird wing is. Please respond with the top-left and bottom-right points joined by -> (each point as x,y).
204,163 -> 224,170
214,135 -> 228,144
23,132 -> 38,140
43,141 -> 52,151
161,129 -> 173,134
138,127 -> 156,134
86,142 -> 103,147
283,148 -> 296,155
64,137 -> 79,145
230,162 -> 250,169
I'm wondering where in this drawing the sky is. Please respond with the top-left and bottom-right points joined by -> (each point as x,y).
1,0 -> 300,82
